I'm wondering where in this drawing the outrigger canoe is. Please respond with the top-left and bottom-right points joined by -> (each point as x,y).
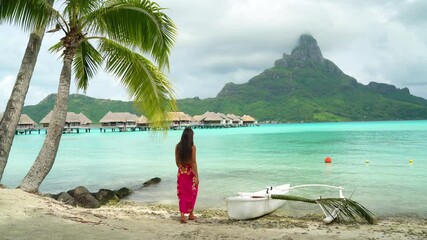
226,184 -> 344,222
226,184 -> 290,220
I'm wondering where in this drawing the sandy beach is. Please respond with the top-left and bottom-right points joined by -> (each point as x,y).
0,188 -> 426,240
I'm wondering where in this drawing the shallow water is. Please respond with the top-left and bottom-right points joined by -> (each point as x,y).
3,120 -> 427,217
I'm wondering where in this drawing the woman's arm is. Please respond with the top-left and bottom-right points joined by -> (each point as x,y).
192,145 -> 199,185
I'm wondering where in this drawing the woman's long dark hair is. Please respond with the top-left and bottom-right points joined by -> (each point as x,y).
177,128 -> 194,164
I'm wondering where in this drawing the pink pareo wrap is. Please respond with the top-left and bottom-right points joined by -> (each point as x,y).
177,164 -> 198,214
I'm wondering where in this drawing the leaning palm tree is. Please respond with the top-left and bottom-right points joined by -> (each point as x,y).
0,0 -> 54,182
3,0 -> 177,193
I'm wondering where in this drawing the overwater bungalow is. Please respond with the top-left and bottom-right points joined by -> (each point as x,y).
168,112 -> 194,128
217,112 -> 233,125
185,114 -> 197,124
78,113 -> 92,127
136,115 -> 150,131
99,111 -> 139,131
137,115 -> 149,126
0,113 -> 37,134
242,115 -> 257,125
226,114 -> 244,125
17,114 -> 37,131
193,115 -> 203,123
40,111 -> 93,133
197,112 -> 226,126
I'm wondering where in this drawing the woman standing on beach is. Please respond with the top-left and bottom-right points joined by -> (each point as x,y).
176,128 -> 199,223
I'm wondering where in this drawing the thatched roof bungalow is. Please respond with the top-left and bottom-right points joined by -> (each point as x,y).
99,111 -> 139,127
193,115 -> 203,123
0,113 -> 37,129
197,112 -> 226,125
137,115 -> 149,126
217,112 -> 233,125
168,112 -> 194,126
17,114 -> 37,129
226,114 -> 243,125
77,113 -> 92,126
40,111 -> 92,128
242,115 -> 257,125
185,114 -> 196,123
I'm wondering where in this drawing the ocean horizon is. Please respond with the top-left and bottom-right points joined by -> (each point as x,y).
3,120 -> 427,218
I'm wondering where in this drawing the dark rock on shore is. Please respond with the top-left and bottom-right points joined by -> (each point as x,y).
143,177 -> 161,187
93,189 -> 119,205
48,177 -> 161,208
116,187 -> 132,199
68,186 -> 100,208
57,192 -> 77,207
50,186 -> 132,208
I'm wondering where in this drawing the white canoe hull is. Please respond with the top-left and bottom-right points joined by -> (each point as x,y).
226,184 -> 290,220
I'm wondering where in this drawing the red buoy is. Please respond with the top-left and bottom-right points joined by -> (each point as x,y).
324,157 -> 332,163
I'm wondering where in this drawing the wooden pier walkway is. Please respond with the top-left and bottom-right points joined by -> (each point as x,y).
15,123 -> 258,135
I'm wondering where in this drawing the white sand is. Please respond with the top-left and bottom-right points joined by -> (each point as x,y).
0,188 -> 426,240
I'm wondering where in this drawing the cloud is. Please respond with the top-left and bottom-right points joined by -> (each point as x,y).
0,75 -> 53,111
83,72 -> 131,101
0,76 -> 15,112
393,0 -> 427,26
25,85 -> 51,107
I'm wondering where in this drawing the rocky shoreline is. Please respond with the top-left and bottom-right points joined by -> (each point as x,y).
45,177 -> 161,208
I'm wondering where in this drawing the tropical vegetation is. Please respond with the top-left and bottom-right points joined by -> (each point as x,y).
1,0 -> 176,192
178,67 -> 427,122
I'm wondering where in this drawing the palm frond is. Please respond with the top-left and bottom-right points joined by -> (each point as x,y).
272,194 -> 317,204
73,40 -> 103,91
317,197 -> 376,224
64,0 -> 101,16
99,38 -> 176,129
271,194 -> 376,224
0,0 -> 56,32
63,0 -> 101,27
83,0 -> 177,69
48,41 -> 64,55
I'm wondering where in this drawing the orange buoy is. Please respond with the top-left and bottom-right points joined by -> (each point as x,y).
324,157 -> 332,163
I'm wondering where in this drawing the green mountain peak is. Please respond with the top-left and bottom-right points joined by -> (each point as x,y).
291,34 -> 323,62
275,34 -> 341,74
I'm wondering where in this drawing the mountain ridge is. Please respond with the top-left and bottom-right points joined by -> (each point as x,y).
22,34 -> 427,123
179,34 -> 427,122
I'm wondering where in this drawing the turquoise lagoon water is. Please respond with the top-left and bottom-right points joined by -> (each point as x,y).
3,121 -> 427,217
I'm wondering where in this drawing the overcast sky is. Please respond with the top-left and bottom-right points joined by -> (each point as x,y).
1,0 -> 427,112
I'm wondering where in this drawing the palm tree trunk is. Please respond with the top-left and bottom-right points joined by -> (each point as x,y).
19,48 -> 74,193
0,29 -> 46,182
0,0 -> 54,183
